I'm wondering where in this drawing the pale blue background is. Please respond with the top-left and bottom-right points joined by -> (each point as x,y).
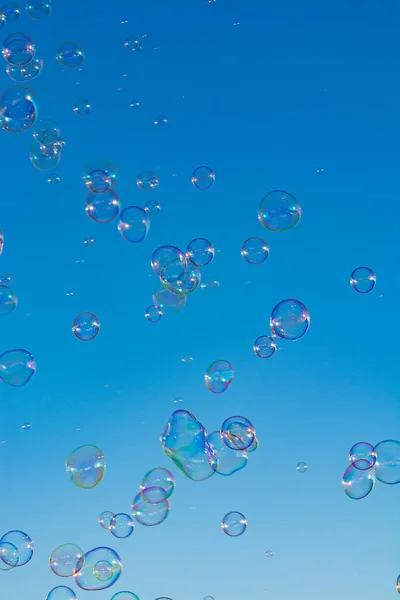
0,0 -> 399,599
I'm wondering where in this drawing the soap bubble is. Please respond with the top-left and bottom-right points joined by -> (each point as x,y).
66,445 -> 105,489
145,304 -> 163,323
154,114 -> 167,126
2,32 -> 35,66
0,530 -> 33,566
258,190 -> 301,232
56,41 -> 84,68
30,142 -> 61,170
0,285 -> 17,315
373,440 -> 400,484
99,511 -> 115,530
48,173 -> 60,184
152,285 -> 186,316
83,160 -> 117,192
6,54 -> 43,81
349,442 -> 376,469
0,274 -> 10,286
111,594 -> 140,600
397,575 -> 400,594
191,166 -> 215,190
49,544 -> 84,577
161,261 -> 201,295
144,199 -> 160,218
265,550 -> 273,558
26,0 -> 52,19
109,513 -> 134,539
253,335 -> 276,358
270,299 -> 310,341
186,238 -> 214,267
0,541 -> 19,570
221,511 -> 247,537
137,170 -> 159,191
73,98 -> 91,117
208,431 -> 248,476
0,85 -> 37,133
74,547 -> 122,591
241,237 -> 269,264
124,36 -> 140,51
117,206 -> 150,243
151,245 -> 187,278
342,462 -> 375,499
0,349 -> 36,386
72,312 -> 100,341
140,467 -> 175,502
296,462 -> 308,473
33,117 -> 59,144
350,266 -> 376,294
21,422 -> 31,430
221,416 -> 255,451
131,493 -> 170,526
2,3 -> 21,23
205,360 -> 234,394
86,190 -> 120,223
46,586 -> 77,600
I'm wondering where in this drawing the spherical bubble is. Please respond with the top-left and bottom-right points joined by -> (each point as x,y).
144,199 -> 160,218
83,159 -> 118,192
74,547 -> 122,591
99,511 -> 115,530
221,511 -> 247,537
72,312 -> 100,341
152,285 -> 186,316
2,3 -> 21,23
137,170 -> 159,191
151,245 -> 187,277
129,100 -> 140,108
270,299 -> 310,341
191,166 -> 215,190
6,54 -> 43,81
131,493 -> 170,526
30,143 -> 61,170
265,550 -> 273,558
26,1 -> 52,20
111,594 -> 140,600
0,274 -> 10,286
33,117 -> 59,144
21,421 -> 31,430
349,442 -> 376,469
221,416 -> 255,451
56,40 -> 85,68
109,513 -> 134,539
373,440 -> 400,484
205,360 -> 234,394
258,190 -> 301,232
154,114 -> 167,126
0,285 -> 17,315
46,587 -> 77,600
145,304 -> 163,323
140,467 -> 175,502
186,238 -> 214,267
117,206 -> 150,243
296,461 -> 308,473
73,98 -> 91,117
0,349 -> 36,386
48,173 -> 60,184
0,530 -> 33,566
241,237 -> 269,264
86,190 -> 120,224
124,36 -> 140,51
253,335 -> 276,358
0,541 -> 19,570
2,32 -> 35,66
342,463 -> 375,499
208,430 -> 248,476
66,445 -> 105,489
0,85 -> 37,133
50,544 -> 84,577
350,266 -> 376,294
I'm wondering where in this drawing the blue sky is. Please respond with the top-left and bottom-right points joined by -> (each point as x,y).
0,0 -> 399,599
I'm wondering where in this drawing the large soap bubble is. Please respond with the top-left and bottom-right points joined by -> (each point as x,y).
74,547 -> 122,591
0,85 -> 37,133
270,299 -> 310,341
0,349 -> 36,386
66,445 -> 105,489
258,190 -> 301,232
2,32 -> 35,66
373,440 -> 400,484
50,544 -> 84,577
342,463 -> 375,500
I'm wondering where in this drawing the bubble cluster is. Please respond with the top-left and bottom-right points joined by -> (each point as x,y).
31,117 -> 66,170
66,445 -> 105,489
74,546 -> 122,591
205,360 -> 234,394
0,530 -> 34,568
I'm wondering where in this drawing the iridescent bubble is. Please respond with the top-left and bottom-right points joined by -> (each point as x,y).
111,594 -> 140,600
0,285 -> 17,315
99,511 -> 115,530
131,493 -> 170,526
349,442 -> 376,469
0,541 -> 19,570
6,54 -> 43,81
342,462 -> 375,499
246,435 -> 259,453
48,173 -> 60,184
49,544 -> 84,577
145,304 -> 163,323
0,85 -> 37,133
152,285 -> 186,316
186,238 -> 214,267
2,32 -> 34,66
124,36 -> 140,51
46,586 -> 77,600
151,245 -> 187,278
73,98 -> 91,117
30,143 -> 61,170
191,166 -> 215,190
72,312 -> 100,341
86,190 -> 120,224
0,530 -> 33,566
138,486 -> 167,504
270,299 -> 310,341
74,547 -> 122,591
117,206 -> 150,243
144,199 -> 160,218
208,430 -> 248,476
373,440 -> 400,484
154,114 -> 167,126
0,230 -> 4,256
258,190 -> 301,232
241,237 -> 269,264
221,511 -> 247,537
26,1 -> 52,19
56,41 -> 85,68
2,3 -> 21,23
296,462 -> 308,473
0,349 -> 36,387
66,445 -> 105,489
109,513 -> 135,539
221,416 -> 255,451
83,159 -> 118,192
140,467 -> 175,502
350,266 -> 376,294
205,360 -> 234,394
161,409 -> 218,481
253,335 -> 276,358
137,170 -> 159,191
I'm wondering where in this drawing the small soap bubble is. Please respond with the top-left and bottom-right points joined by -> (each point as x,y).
48,173 -> 60,184
56,41 -> 84,68
154,114 -> 167,126
205,360 -> 234,394
83,237 -> 94,246
130,100 -> 140,107
21,422 -> 31,430
0,541 -> 19,570
0,85 -> 37,133
73,98 -> 91,116
145,304 -> 163,323
30,143 -> 61,171
0,231 -> 4,256
254,335 -> 276,358
270,299 -> 310,341
124,36 -> 140,51
221,511 -> 247,537
66,291 -> 74,297
117,206 -> 150,243
86,190 -> 120,223
153,284 -> 186,315
191,166 -> 215,190
186,238 -> 214,267
200,280 -> 220,289
72,312 -> 100,341
137,170 -> 159,191
46,587 -> 77,600
66,445 -> 105,489
26,1 -> 52,20
316,167 -> 324,173
181,356 -> 194,363
0,349 -> 36,387
6,54 -> 43,82
109,513 -> 135,539
258,190 -> 301,232
49,544 -> 84,577
296,461 -> 308,473
174,397 -> 183,404
144,199 -> 160,218
265,550 -> 273,558
98,511 -> 115,530
350,266 -> 376,294
0,274 -> 11,286
204,597 -> 215,600
2,2 -> 21,23
241,237 -> 269,264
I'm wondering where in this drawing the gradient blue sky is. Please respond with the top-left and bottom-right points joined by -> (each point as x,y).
0,0 -> 399,599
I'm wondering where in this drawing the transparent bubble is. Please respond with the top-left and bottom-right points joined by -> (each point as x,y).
72,312 -> 100,341
204,597 -> 215,600
30,143 -> 61,170
221,511 -> 247,537
83,159 -> 118,192
181,356 -> 194,363
152,285 -> 186,316
0,285 -> 17,315
117,206 -> 150,243
111,594 -> 140,600
350,266 -> 376,294
2,32 -> 34,66
2,3 -> 21,23
342,462 -> 375,499
73,98 -> 91,117
265,550 -> 273,558
74,547 -> 122,591
0,349 -> 36,386
205,360 -> 234,394
99,511 -> 115,530
151,245 -> 187,278
246,434 -> 259,453
258,190 -> 301,232
124,36 -> 140,51
109,513 -> 135,539
253,335 -> 276,358
131,493 -> 170,526
296,461 -> 308,473
140,467 -> 175,502
33,117 -> 59,144
191,166 -> 215,190
221,416 -> 255,451
0,530 -> 33,566
144,199 -> 160,218
49,544 -> 84,577
137,170 -> 159,191
56,40 -> 85,68
21,422 -> 31,431
48,173 -> 60,184
46,587 -> 77,600
129,100 -> 140,108
397,575 -> 400,594
186,238 -> 214,267
373,440 -> 400,484
241,237 -> 269,264
161,262 -> 201,295
145,304 -> 163,323
208,430 -> 248,476
154,114 -> 167,126
66,445 -> 105,489
0,230 -> 3,256
83,237 -> 94,246
349,442 -> 376,469
26,1 -> 52,19
6,54 -> 43,81
0,85 -> 37,133
86,190 -> 120,224
0,541 -> 19,570
270,299 -> 310,341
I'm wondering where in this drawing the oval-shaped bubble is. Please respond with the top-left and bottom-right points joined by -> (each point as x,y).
66,445 -> 105,489
145,304 -> 163,323
131,493 -> 170,527
99,511 -> 115,530
0,541 -> 19,570
350,266 -> 376,294
186,238 -> 214,267
221,416 -> 255,451
221,511 -> 247,537
140,467 -> 175,502
152,285 -> 186,316
241,237 -> 269,264
0,85 -> 37,133
191,166 -> 215,190
50,543 -> 84,577
373,440 -> 400,484
118,206 -> 150,243
2,32 -> 35,66
208,430 -> 248,476
342,462 -> 375,499
349,442 -> 376,469
109,513 -> 134,539
205,360 -> 234,394
0,285 -> 17,315
72,312 -> 100,341
86,190 -> 120,224
137,170 -> 159,191
56,40 -> 84,68
46,586 -> 77,600
270,299 -> 310,341
0,530 -> 33,566
0,349 -> 36,386
253,335 -> 276,358
258,190 -> 301,232
6,54 -> 43,81
74,547 -> 122,591
26,1 -> 52,19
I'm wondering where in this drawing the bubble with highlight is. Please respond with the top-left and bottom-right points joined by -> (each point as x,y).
186,238 -> 214,267
0,349 -> 36,386
0,85 -> 37,133
66,445 -> 105,489
74,547 -> 122,591
258,190 -> 301,232
221,511 -> 247,537
72,312 -> 100,341
270,299 -> 310,341
205,360 -> 234,394
50,544 -> 84,577
118,206 -> 150,243
350,267 -> 376,294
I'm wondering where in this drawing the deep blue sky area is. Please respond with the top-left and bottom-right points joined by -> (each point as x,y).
0,0 -> 399,599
